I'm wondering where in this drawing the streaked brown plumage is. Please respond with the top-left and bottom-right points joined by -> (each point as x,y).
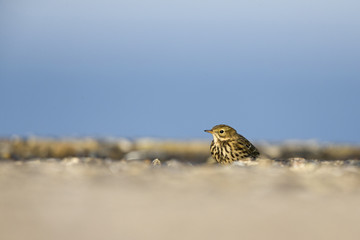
204,124 -> 259,164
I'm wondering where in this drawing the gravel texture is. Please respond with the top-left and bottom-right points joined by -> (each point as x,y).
1,155 -> 360,240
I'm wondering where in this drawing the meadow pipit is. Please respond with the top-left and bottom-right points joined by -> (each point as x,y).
204,124 -> 259,164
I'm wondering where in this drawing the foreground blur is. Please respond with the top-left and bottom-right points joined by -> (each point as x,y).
0,138 -> 360,240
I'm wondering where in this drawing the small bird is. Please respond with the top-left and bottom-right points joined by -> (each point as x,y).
204,124 -> 259,164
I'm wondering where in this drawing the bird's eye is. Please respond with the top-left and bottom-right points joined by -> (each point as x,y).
219,130 -> 224,134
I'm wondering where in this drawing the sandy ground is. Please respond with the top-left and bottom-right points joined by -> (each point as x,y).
1,158 -> 360,240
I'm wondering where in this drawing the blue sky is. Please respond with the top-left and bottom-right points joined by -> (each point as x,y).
1,0 -> 360,142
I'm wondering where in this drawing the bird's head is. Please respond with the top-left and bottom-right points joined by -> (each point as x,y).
204,124 -> 237,142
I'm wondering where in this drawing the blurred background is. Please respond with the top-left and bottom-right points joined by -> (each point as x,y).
1,0 -> 359,142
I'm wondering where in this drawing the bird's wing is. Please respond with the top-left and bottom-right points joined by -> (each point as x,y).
237,135 -> 259,157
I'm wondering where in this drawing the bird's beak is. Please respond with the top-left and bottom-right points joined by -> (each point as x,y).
204,130 -> 213,134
